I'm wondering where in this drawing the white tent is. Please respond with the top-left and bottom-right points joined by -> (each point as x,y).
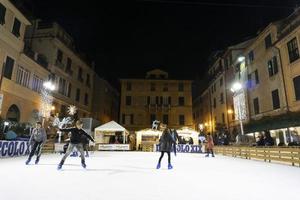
136,129 -> 162,150
176,127 -> 199,145
94,121 -> 129,144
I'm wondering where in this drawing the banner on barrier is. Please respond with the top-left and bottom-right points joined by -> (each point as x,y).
0,140 -> 30,157
154,144 -> 202,153
98,144 -> 130,151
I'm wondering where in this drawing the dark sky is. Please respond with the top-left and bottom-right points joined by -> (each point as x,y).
28,0 -> 296,83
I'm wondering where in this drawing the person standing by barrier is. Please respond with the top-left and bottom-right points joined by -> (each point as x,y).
57,120 -> 94,170
156,127 -> 175,169
25,122 -> 47,165
205,133 -> 215,157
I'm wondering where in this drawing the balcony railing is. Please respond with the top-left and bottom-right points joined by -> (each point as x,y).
23,47 -> 48,69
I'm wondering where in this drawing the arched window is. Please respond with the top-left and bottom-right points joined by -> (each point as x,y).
6,104 -> 20,122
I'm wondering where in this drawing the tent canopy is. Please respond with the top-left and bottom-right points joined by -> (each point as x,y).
95,121 -> 129,133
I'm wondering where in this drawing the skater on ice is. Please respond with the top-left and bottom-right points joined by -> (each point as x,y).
57,120 -> 95,170
25,121 -> 47,165
205,133 -> 215,157
156,125 -> 175,169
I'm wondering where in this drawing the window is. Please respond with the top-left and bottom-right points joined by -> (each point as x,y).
287,37 -> 300,63
126,96 -> 132,106
3,56 -> 14,79
247,74 -> 252,88
76,88 -> 80,102
178,97 -> 185,106
67,83 -> 72,98
84,93 -> 89,106
293,76 -> 300,101
220,77 -> 223,87
253,98 -> 260,115
16,66 -> 30,88
264,34 -> 272,49
58,78 -> 68,96
86,74 -> 90,87
0,3 -> 6,25
163,83 -> 168,91
178,83 -> 184,91
12,18 -> 21,37
272,89 -> 280,109
78,67 -> 83,81
179,115 -> 185,125
156,96 -> 159,105
57,49 -> 63,63
150,114 -> 156,124
163,114 -> 168,125
168,96 -> 172,105
124,114 -> 133,125
147,96 -> 150,105
126,82 -> 132,91
32,75 -> 43,93
66,58 -> 72,74
248,51 -> 254,63
220,93 -> 224,104
268,56 -> 278,77
213,98 -> 216,108
150,83 -> 155,91
255,70 -> 259,84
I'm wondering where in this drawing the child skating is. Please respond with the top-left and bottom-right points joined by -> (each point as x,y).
57,120 -> 95,170
25,121 -> 47,165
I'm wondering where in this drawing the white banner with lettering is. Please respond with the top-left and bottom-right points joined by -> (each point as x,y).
98,144 -> 130,151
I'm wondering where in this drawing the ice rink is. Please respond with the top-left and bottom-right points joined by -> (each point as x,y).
0,151 -> 299,200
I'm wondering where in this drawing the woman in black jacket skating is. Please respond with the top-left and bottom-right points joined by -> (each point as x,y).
156,128 -> 175,170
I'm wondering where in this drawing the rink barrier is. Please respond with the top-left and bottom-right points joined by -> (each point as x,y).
214,146 -> 300,167
0,140 -> 30,157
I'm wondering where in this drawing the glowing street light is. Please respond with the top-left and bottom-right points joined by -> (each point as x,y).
43,81 -> 56,91
230,82 -> 243,93
227,109 -> 233,114
238,56 -> 245,62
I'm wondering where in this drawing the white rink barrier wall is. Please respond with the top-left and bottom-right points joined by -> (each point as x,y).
0,140 -> 30,157
154,144 -> 203,153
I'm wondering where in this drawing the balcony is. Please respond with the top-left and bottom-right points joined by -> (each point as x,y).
23,47 -> 48,69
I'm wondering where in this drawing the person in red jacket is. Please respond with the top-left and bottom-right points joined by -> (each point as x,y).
205,133 -> 215,157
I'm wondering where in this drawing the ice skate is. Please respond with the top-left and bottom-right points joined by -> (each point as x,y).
168,163 -> 173,170
25,159 -> 31,165
156,163 -> 161,169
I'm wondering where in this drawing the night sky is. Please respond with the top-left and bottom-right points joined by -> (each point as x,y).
27,0 -> 296,84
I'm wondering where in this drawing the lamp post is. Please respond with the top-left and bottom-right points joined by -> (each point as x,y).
231,82 -> 245,136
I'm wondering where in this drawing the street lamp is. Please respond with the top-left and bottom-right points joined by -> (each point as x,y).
231,82 -> 245,136
43,81 -> 56,91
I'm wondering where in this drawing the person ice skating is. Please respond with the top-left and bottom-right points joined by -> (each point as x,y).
81,133 -> 90,157
170,129 -> 179,156
156,127 -> 175,169
205,133 -> 215,157
25,121 -> 47,165
57,120 -> 95,170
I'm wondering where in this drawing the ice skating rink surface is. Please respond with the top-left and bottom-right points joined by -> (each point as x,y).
0,151 -> 299,200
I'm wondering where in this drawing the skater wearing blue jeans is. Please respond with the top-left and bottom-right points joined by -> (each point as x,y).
57,120 -> 94,170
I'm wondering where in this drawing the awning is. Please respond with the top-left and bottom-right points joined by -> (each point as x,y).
244,112 -> 300,133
